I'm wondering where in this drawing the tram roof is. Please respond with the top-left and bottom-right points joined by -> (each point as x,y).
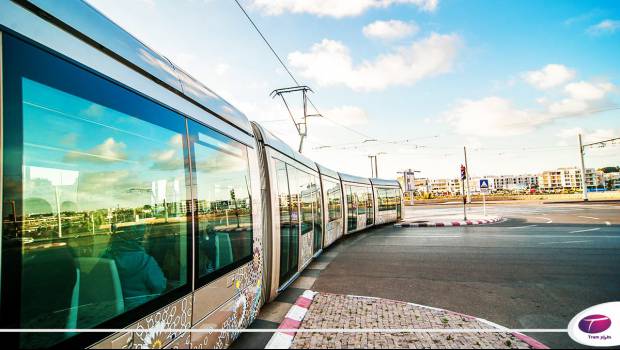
21,0 -> 253,135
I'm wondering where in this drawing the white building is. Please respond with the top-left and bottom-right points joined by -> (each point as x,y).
538,167 -> 599,190
429,178 -> 461,195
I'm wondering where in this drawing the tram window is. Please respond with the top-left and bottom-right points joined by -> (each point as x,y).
189,121 -> 253,281
2,36 -> 190,348
391,189 -> 399,210
290,167 -> 314,235
355,186 -> 368,218
326,179 -> 341,222
378,188 -> 389,211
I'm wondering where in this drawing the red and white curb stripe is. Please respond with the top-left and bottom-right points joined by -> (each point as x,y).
265,290 -> 317,349
394,216 -> 503,228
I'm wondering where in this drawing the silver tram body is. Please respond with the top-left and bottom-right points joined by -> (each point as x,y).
0,1 -> 403,348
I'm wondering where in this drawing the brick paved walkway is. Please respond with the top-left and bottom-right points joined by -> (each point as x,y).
290,293 -> 537,349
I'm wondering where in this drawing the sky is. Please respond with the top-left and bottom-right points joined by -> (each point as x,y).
86,0 -> 620,180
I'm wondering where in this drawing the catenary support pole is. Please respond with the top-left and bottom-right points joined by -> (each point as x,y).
579,134 -> 589,201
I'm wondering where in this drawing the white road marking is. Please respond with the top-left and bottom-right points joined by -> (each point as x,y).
539,240 -> 591,245
540,217 -> 553,224
382,235 -> 462,239
449,234 -> 618,239
606,221 -> 612,226
578,216 -> 600,220
569,228 -> 601,234
507,224 -> 538,229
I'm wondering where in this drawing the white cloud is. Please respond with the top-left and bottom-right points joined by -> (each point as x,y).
586,129 -> 620,143
215,63 -> 230,76
446,79 -> 616,138
548,81 -> 615,115
523,64 -> 576,90
564,81 -> 614,101
557,127 -> 619,144
362,20 -> 419,40
319,105 -> 369,126
445,97 -> 549,137
288,33 -> 461,91
587,19 -> 620,35
65,138 -> 128,163
548,98 -> 590,115
557,127 -> 584,139
250,0 -> 438,18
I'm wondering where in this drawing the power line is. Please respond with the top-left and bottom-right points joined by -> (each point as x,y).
233,0 -> 299,86
233,0 -> 375,141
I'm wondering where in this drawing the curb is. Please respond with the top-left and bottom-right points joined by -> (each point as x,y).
511,332 -> 550,350
394,216 -> 503,228
265,290 -> 317,349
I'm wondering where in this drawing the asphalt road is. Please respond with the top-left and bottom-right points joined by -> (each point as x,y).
310,202 -> 620,349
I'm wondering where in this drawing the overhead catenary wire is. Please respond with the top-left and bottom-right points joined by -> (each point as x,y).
234,0 -> 620,165
233,0 -> 375,141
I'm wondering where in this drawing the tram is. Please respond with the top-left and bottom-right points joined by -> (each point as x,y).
0,1 -> 403,348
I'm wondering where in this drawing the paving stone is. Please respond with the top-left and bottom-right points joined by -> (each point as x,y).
290,293 -> 538,349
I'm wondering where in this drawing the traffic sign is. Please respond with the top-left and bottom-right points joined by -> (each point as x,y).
460,164 -> 466,180
480,179 -> 489,195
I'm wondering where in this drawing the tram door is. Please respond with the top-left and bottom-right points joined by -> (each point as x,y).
275,160 -> 298,285
312,175 -> 323,254
346,185 -> 357,232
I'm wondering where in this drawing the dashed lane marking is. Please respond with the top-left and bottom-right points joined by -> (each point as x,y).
569,228 -> 601,234
540,217 -> 553,224
539,240 -> 591,245
507,224 -> 538,229
606,221 -> 612,226
578,216 -> 600,220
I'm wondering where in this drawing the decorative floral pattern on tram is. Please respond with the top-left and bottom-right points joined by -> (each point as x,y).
188,220 -> 264,349
301,231 -> 314,266
133,296 -> 192,349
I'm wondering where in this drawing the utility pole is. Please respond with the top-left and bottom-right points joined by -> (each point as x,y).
398,169 -> 421,206
368,156 -> 376,178
578,134 -> 620,201
270,86 -> 320,154
464,146 -> 471,204
460,164 -> 467,221
578,134 -> 588,201
369,152 -> 386,178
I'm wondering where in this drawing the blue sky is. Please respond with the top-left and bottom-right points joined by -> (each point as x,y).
87,0 -> 620,179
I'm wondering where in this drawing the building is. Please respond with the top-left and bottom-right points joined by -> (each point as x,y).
538,167 -> 599,191
467,174 -> 537,194
397,174 -> 432,195
492,174 -> 538,192
602,171 -> 620,189
396,166 -> 609,197
429,178 -> 461,195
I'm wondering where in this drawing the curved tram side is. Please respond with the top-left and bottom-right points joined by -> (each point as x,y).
0,1 -> 404,349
